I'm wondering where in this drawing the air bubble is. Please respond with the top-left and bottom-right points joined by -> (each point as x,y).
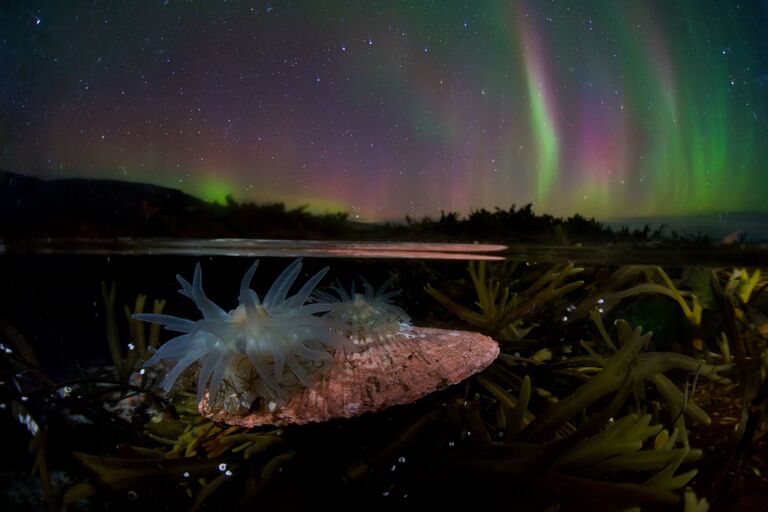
218,463 -> 227,472
561,315 -> 569,322
225,470 -> 233,476
397,456 -> 406,464
127,490 -> 138,500
597,298 -> 605,304
18,412 -> 39,435
183,471 -> 190,478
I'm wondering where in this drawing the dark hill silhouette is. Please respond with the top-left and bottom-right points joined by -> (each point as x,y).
0,170 -> 206,237
3,169 -> 764,246
0,170 -> 351,238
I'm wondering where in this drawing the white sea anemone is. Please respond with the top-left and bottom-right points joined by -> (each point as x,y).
314,276 -> 411,341
134,258 -> 351,404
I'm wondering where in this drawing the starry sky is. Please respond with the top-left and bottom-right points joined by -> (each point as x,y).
2,1 -> 767,221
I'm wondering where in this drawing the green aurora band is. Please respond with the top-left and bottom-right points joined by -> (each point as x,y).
1,0 -> 766,220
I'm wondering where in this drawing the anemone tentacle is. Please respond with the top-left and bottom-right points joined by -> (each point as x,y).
315,276 -> 411,340
134,258 -> 351,406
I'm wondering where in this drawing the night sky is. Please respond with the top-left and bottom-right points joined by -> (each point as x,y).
2,1 -> 767,221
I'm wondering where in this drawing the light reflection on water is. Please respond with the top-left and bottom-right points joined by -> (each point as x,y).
2,237 -> 767,266
0,237 -> 508,260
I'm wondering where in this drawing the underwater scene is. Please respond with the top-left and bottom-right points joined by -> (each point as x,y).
2,0 -> 768,510
1,247 -> 767,511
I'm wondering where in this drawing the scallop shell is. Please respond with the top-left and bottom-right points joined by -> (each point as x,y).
199,326 -> 499,426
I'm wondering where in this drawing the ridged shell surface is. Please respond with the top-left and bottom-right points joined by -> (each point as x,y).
199,326 -> 499,426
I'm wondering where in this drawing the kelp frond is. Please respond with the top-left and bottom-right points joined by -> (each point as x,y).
522,320 -> 651,440
425,260 -> 583,339
101,282 -> 166,386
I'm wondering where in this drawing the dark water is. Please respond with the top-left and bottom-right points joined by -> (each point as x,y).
3,236 -> 768,266
1,239 -> 766,510
605,212 -> 768,244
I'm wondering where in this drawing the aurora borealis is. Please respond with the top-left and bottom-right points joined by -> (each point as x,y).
2,1 -> 767,221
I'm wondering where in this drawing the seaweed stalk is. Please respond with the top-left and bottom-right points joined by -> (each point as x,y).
522,321 -> 651,440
